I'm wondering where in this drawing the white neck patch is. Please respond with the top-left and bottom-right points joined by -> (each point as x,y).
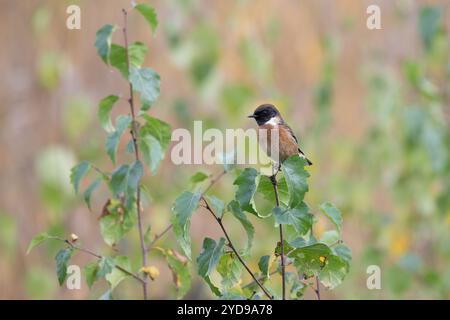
264,116 -> 279,127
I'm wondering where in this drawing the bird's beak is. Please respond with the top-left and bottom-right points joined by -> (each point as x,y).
248,114 -> 255,118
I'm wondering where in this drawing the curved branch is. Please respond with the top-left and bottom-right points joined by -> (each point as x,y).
201,196 -> 274,300
50,236 -> 144,284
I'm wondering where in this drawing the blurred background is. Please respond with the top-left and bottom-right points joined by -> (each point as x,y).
0,0 -> 449,299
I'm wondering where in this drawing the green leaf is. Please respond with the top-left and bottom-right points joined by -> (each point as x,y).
110,42 -> 148,79
173,191 -> 201,228
205,195 -> 225,217
171,215 -> 192,261
96,257 -> 115,280
233,168 -> 259,215
95,24 -> 116,63
333,243 -> 352,265
140,115 -> 171,150
165,251 -> 191,299
83,178 -> 102,210
55,248 -> 73,285
134,3 -> 158,34
320,202 -> 343,233
106,115 -> 132,164
139,133 -> 163,173
105,256 -> 131,290
99,200 -> 136,246
204,275 -> 221,297
98,95 -> 119,133
172,191 -> 202,259
289,243 -> 331,277
138,115 -> 171,173
228,200 -> 255,253
319,255 -> 349,289
84,262 -> 98,289
290,281 -> 307,299
190,171 -> 209,185
27,232 -> 50,254
127,160 -> 143,193
109,44 -> 128,78
419,6 -> 442,51
197,237 -> 225,278
281,156 -> 309,208
257,175 -> 289,205
109,165 -> 129,197
320,230 -> 340,246
70,161 -> 91,194
258,255 -> 272,278
129,42 -> 148,67
273,202 -> 313,235
130,67 -> 160,107
217,253 -> 243,289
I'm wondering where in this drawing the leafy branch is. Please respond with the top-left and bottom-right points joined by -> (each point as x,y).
27,3 -> 177,300
269,173 -> 285,300
172,156 -> 352,300
201,196 -> 273,299
121,7 -> 148,300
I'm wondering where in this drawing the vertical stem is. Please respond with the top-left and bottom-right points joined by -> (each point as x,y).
270,174 -> 286,300
315,276 -> 321,300
122,8 -> 148,300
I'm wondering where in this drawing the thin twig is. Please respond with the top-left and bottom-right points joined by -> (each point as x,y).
270,173 -> 286,300
50,236 -> 144,284
122,8 -> 148,300
314,276 -> 321,300
241,261 -> 293,290
201,196 -> 273,300
147,224 -> 173,250
146,170 -> 228,253
202,170 -> 226,194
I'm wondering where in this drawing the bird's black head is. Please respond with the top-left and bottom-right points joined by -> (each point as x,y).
248,104 -> 280,125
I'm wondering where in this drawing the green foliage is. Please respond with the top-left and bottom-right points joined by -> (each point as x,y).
26,232 -> 50,254
172,191 -> 202,259
172,155 -> 351,299
106,115 -> 132,164
98,95 -> 119,133
197,237 -> 226,291
55,248 -> 73,285
70,161 -> 91,194
320,202 -> 343,233
129,67 -> 161,108
273,202 -> 313,235
27,5 -> 193,299
228,200 -> 254,253
134,3 -> 158,34
139,115 -> 172,173
95,24 -> 116,64
233,168 -> 259,216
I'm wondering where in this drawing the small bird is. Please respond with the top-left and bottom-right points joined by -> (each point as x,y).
248,104 -> 312,169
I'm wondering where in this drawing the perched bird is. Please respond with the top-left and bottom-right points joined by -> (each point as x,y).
248,104 -> 312,169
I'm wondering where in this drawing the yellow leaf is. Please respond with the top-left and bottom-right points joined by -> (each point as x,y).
140,266 -> 160,280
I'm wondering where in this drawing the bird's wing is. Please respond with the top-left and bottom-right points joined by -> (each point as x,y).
284,122 -> 313,165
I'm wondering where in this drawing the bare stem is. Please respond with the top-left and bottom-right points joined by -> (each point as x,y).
50,236 -> 144,284
146,170 -> 228,253
314,276 -> 321,300
122,8 -> 148,300
270,173 -> 286,300
147,224 -> 173,251
201,196 -> 273,300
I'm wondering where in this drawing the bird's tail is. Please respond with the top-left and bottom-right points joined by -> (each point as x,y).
298,149 -> 313,166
